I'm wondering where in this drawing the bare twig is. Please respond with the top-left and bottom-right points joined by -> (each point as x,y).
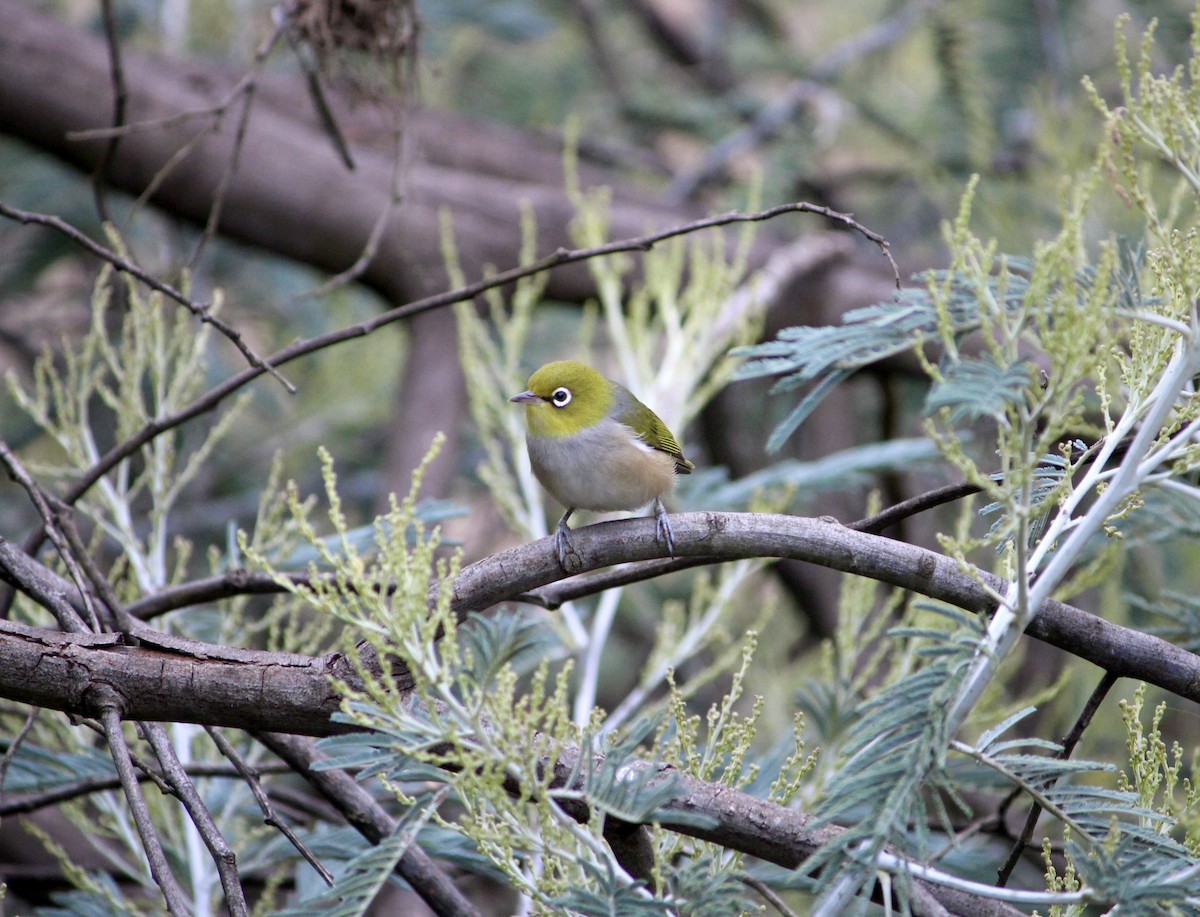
742,874 -> 802,917
257,731 -> 482,917
50,501 -> 136,633
299,106 -> 404,297
0,763 -> 292,816
0,536 -> 92,631
93,0 -> 127,224
995,670 -> 1119,887
95,693 -> 191,916
61,199 -> 895,504
188,17 -> 289,269
0,706 -> 38,793
0,440 -> 94,632
851,481 -> 982,534
282,16 -> 356,171
0,202 -> 294,391
205,726 -> 334,886
142,723 -> 248,915
669,0 -> 942,201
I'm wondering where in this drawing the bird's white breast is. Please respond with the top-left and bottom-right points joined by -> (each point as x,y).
526,418 -> 678,512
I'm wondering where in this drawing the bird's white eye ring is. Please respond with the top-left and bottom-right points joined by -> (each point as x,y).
551,387 -> 572,407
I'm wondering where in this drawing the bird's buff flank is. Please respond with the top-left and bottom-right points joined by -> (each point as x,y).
511,360 -> 694,569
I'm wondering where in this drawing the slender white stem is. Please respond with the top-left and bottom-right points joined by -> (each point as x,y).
875,852 -> 1091,906
573,587 -> 623,728
946,334 -> 1200,733
1116,308 -> 1193,337
599,559 -> 757,736
811,840 -> 875,917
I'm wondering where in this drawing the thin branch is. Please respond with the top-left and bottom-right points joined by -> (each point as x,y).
851,481 -> 982,534
0,536 -> 94,632
994,670 -> 1119,887
669,0 -> 941,201
93,0 -> 127,224
0,440 -> 94,632
282,15 -> 356,171
187,17 -> 289,269
142,722 -> 248,916
0,202 -> 294,392
299,105 -> 403,297
0,763 -> 293,816
257,731 -> 482,917
49,500 -> 135,632
0,706 -> 38,793
205,726 -> 334,886
95,692 -> 190,916
742,874 -> 802,917
59,201 -> 895,506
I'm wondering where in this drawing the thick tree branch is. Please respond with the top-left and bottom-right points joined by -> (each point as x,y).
0,202 -> 292,389
0,513 -> 1160,916
1,513 -> 1197,735
0,0 -> 713,305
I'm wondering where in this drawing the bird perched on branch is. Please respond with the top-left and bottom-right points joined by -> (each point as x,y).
510,360 -> 694,569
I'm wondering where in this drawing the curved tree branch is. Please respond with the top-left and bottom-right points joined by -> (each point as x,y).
0,512 -> 1195,737
0,511 -> 1171,915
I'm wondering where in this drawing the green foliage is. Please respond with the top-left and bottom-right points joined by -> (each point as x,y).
735,11 -> 1200,914
6,243 -> 249,600
243,423 -> 808,911
13,4 -> 1200,914
275,800 -> 439,917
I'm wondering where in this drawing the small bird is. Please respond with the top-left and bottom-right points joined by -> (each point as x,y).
510,360 -> 694,569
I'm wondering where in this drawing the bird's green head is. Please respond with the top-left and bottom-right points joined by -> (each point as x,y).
509,360 -> 614,439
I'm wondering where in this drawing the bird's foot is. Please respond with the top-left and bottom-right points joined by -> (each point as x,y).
554,517 -> 583,573
653,498 -> 676,557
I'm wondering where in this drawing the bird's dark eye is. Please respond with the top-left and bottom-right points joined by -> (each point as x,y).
551,387 -> 572,407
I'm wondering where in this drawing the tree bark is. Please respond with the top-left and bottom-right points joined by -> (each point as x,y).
2,512 -> 1197,736
0,1 -> 704,305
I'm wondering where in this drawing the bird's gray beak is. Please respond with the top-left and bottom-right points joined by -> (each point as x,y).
509,391 -> 541,404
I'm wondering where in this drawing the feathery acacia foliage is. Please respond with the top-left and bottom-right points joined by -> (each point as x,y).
8,6 -> 1200,917
736,13 -> 1200,915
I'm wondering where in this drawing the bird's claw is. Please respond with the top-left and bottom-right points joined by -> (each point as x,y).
554,518 -> 583,573
654,498 -> 676,558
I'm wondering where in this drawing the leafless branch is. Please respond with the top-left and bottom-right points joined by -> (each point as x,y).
0,536 -> 94,632
850,481 -> 982,534
142,722 -> 249,916
0,706 -> 39,793
0,762 -> 292,816
669,0 -> 942,201
282,13 -> 356,171
188,16 -> 290,269
0,440 -> 94,632
49,501 -> 135,632
0,202 -> 294,392
96,693 -> 190,916
205,726 -> 334,886
257,731 -> 482,917
93,0 -> 127,224
742,874 -> 802,917
995,670 -> 1119,887
60,199 -> 895,505
300,107 -> 404,297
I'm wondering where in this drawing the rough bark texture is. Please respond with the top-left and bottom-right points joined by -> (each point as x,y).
2,513 -> 1197,737
0,0 -> 704,305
